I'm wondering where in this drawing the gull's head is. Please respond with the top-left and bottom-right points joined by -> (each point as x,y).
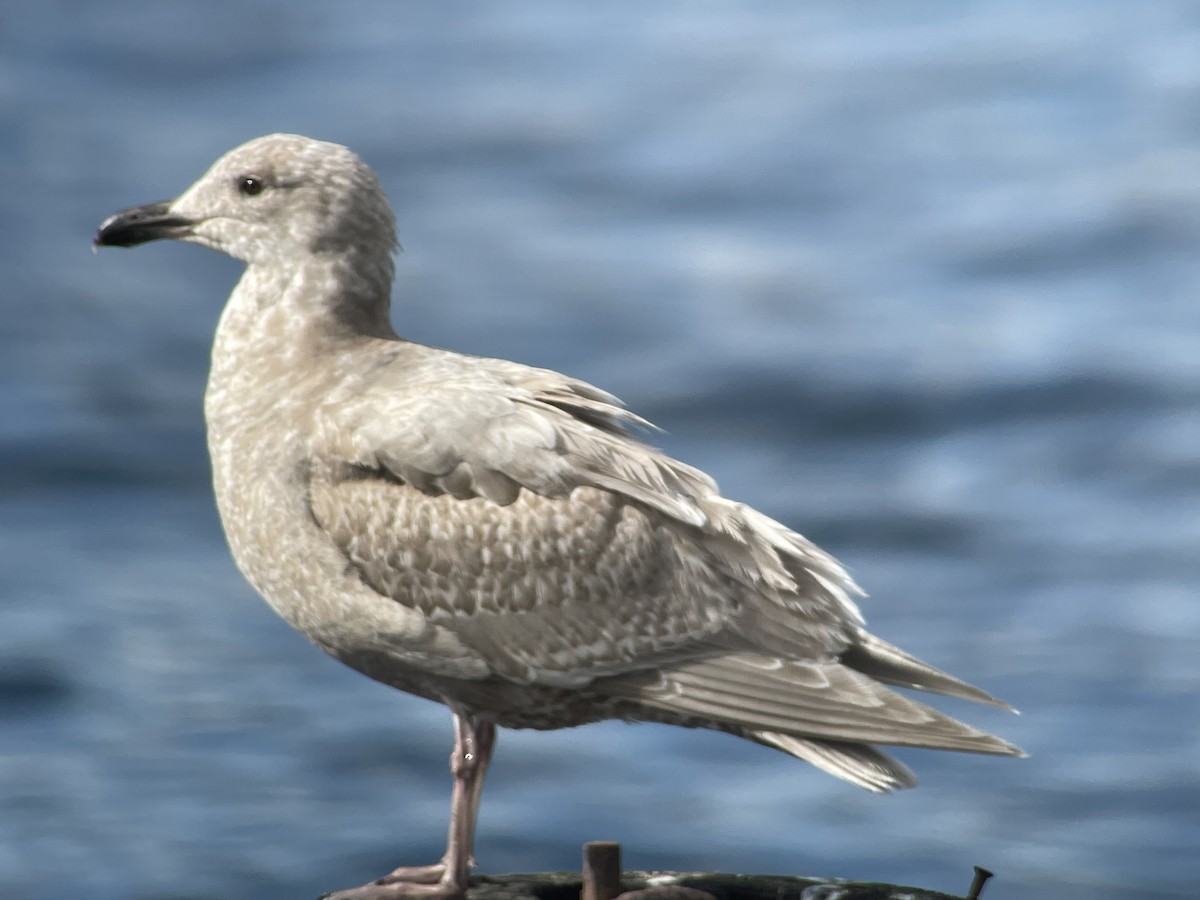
94,134 -> 398,266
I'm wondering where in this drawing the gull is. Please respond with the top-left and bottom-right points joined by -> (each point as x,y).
95,134 -> 1021,900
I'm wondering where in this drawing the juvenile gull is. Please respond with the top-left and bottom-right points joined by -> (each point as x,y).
95,134 -> 1021,900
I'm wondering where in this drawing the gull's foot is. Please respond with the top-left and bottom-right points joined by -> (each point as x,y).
377,863 -> 447,885
318,866 -> 466,900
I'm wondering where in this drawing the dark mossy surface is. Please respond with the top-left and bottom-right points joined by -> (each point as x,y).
470,871 -> 972,900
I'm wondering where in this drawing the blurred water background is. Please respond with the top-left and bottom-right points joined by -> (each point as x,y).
2,3 -> 1198,899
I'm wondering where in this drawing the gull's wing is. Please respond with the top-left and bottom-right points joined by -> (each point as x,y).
305,343 -> 865,684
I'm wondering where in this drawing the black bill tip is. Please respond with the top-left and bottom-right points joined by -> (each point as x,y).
94,200 -> 194,248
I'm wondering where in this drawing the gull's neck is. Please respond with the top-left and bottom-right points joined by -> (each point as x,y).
206,249 -> 397,436
224,248 -> 396,346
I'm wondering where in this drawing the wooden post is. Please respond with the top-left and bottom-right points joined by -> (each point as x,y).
582,841 -> 622,900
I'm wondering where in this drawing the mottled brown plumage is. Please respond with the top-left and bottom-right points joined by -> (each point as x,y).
95,134 -> 1021,900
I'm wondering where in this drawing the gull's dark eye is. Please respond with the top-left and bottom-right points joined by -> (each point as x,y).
237,175 -> 265,196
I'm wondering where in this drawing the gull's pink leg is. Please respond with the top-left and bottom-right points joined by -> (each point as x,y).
318,713 -> 497,900
441,713 -> 495,887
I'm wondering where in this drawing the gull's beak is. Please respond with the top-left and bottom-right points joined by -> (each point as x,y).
93,200 -> 195,248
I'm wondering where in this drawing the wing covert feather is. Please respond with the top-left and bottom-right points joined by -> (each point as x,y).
307,476 -> 738,684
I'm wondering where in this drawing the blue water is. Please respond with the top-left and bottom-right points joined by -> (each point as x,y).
3,3 -> 1198,899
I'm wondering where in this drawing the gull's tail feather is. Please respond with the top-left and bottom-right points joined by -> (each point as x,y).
607,651 -> 1023,790
746,730 -> 918,793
